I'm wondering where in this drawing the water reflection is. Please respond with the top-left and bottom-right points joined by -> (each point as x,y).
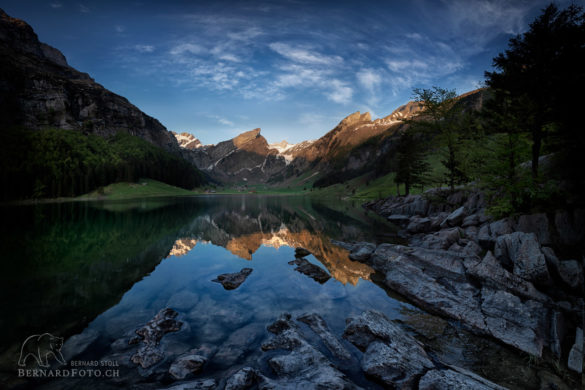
0,195 -> 397,386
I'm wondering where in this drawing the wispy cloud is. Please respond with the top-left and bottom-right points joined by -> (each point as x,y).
170,43 -> 206,56
135,44 -> 155,53
269,42 -> 343,66
50,2 -> 62,9
327,80 -> 353,104
79,4 -> 90,13
357,68 -> 382,92
115,25 -> 125,33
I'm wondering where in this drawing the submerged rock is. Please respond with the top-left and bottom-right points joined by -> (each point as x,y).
212,268 -> 253,290
131,308 -> 183,369
261,313 -> 361,389
169,354 -> 207,380
288,258 -> 331,284
343,310 -> 434,388
297,312 -> 352,360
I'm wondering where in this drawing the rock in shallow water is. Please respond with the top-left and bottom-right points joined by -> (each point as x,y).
297,312 -> 352,360
168,354 -> 207,380
343,310 -> 434,388
131,308 -> 183,369
288,258 -> 331,284
212,268 -> 253,290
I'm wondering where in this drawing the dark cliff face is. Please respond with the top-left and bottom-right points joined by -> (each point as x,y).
0,9 -> 178,152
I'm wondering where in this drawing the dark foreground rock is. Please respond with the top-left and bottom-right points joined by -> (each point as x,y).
343,310 -> 505,389
288,258 -> 331,284
160,378 -> 217,390
297,312 -> 352,360
212,268 -> 253,290
131,308 -> 183,369
168,354 -> 207,380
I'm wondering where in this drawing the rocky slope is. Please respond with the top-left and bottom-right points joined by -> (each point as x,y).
343,188 -> 584,382
171,131 -> 203,149
0,8 -> 178,151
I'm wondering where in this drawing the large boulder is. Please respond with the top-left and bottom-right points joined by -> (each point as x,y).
348,242 -> 376,262
494,232 -> 550,285
297,313 -> 351,360
567,327 -> 583,373
343,310 -> 434,388
440,206 -> 466,228
418,366 -> 506,390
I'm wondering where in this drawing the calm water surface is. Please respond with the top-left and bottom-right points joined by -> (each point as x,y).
0,195 -> 542,389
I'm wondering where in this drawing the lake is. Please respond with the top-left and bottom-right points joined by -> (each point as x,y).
0,195 -> 538,389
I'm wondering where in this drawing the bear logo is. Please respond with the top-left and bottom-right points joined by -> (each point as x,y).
18,333 -> 66,367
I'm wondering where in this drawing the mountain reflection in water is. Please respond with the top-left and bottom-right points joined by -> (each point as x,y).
0,195 -> 400,388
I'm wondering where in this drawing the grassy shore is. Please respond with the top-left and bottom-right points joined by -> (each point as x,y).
77,178 -> 197,200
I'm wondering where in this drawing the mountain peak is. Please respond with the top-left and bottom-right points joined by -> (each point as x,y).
233,128 -> 261,148
171,131 -> 202,149
339,111 -> 371,128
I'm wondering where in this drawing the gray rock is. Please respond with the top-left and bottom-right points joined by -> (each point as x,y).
558,260 -> 584,290
297,312 -> 351,360
480,288 -> 547,356
489,218 -> 515,238
514,235 -> 550,285
416,227 -> 462,250
212,268 -> 253,290
406,217 -> 432,233
262,313 -> 361,389
494,232 -> 550,284
567,327 -> 583,373
441,206 -> 466,228
159,378 -> 217,390
343,310 -> 434,388
464,225 -> 479,242
462,240 -> 482,256
224,367 -> 260,390
295,247 -> 311,257
517,213 -> 551,246
466,251 -> 549,303
419,366 -> 506,390
477,224 -> 493,249
131,308 -> 183,369
348,242 -> 376,262
358,243 -> 549,356
288,258 -> 331,284
169,354 -> 207,380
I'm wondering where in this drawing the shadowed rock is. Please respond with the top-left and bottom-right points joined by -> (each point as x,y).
212,268 -> 253,290
297,312 -> 352,360
131,308 -> 183,369
343,310 -> 434,388
288,258 -> 331,284
169,354 -> 207,380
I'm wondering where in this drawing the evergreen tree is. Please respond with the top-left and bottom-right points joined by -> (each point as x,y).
394,130 -> 430,195
410,86 -> 467,191
485,4 -> 585,184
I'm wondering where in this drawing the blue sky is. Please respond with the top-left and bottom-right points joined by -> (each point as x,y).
1,0 -> 571,144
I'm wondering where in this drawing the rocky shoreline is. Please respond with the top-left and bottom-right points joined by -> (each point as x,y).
350,189 -> 584,377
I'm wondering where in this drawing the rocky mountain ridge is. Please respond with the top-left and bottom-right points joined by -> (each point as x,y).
0,8 -> 179,152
